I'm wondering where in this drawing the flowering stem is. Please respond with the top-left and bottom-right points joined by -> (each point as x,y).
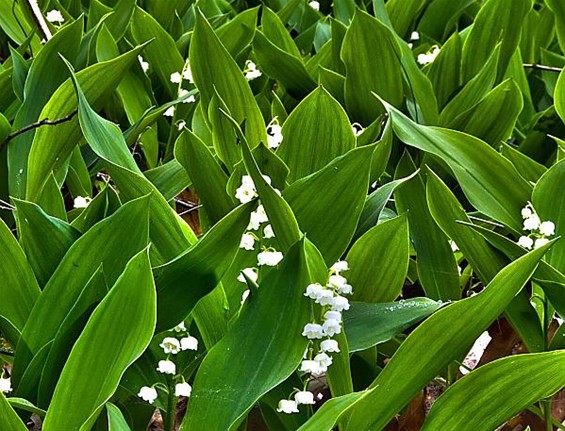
164,384 -> 178,431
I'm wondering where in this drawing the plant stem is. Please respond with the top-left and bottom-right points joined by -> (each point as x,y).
164,384 -> 178,431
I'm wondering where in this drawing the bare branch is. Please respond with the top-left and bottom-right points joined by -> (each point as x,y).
1,110 -> 77,149
523,63 -> 563,73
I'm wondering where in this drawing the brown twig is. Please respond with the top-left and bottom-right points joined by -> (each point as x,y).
1,110 -> 77,149
523,63 -> 563,73
19,0 -> 52,41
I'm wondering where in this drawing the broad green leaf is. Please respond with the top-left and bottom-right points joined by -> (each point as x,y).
532,161 -> 565,274
439,46 -> 500,128
555,67 -> 565,124
426,170 -> 545,352
422,351 -> 565,430
395,153 -> 460,300
344,298 -> 444,352
501,144 -> 547,184
371,0 -> 439,125
37,267 -> 107,407
42,249 -> 156,430
180,239 -> 326,431
153,202 -> 252,332
88,0 -> 135,41
456,79 -> 523,146
347,215 -> 410,303
547,0 -> 565,55
427,32 -> 462,109
277,86 -> 356,182
386,0 -> 426,38
144,159 -> 191,202
354,170 -> 418,240
14,199 -> 81,287
461,0 -> 531,82
26,45 -> 145,200
0,393 -> 27,431
8,19 -> 82,198
190,11 -> 266,148
417,0 -> 475,41
254,31 -> 317,98
13,197 -> 149,386
216,7 -> 259,58
283,145 -> 374,264
384,101 -> 531,232
343,243 -> 551,431
262,7 -> 302,57
175,130 -> 234,224
7,397 -> 45,417
64,59 -> 196,262
341,9 -> 403,125
0,216 -> 40,342
107,403 -> 131,431
130,6 -> 183,99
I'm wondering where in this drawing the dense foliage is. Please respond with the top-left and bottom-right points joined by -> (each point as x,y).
0,0 -> 565,429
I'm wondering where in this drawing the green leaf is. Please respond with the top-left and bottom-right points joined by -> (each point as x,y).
130,6 -> 183,99
26,45 -> 145,200
153,202 -> 252,332
347,215 -> 410,303
439,46 -> 500,128
8,18 -> 83,198
216,7 -> 259,58
190,11 -> 266,148
179,239 -> 326,431
12,197 -> 149,386
254,31 -> 317,98
7,397 -> 45,417
42,248 -> 156,430
422,351 -> 565,430
284,145 -> 374,264
0,216 -> 40,342
277,86 -> 356,183
354,170 -> 418,240
14,199 -> 81,287
344,298 -> 444,352
532,161 -> 565,274
107,403 -> 132,431
175,130 -> 235,224
417,0 -> 475,41
37,267 -> 107,407
343,243 -> 552,431
555,67 -> 565,125
546,0 -> 565,55
63,58 -> 196,262
341,10 -> 403,125
456,79 -> 523,146
501,143 -> 547,184
426,32 -> 462,109
386,0 -> 426,38
0,393 -> 28,431
426,170 -> 545,352
394,153 -> 460,300
383,101 -> 531,232
461,0 -> 531,83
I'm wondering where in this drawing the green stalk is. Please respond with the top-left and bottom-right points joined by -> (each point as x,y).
164,383 -> 178,431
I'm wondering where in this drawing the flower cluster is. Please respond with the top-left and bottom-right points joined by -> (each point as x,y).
73,196 -> 92,209
163,59 -> 196,119
244,60 -> 262,81
137,321 -> 198,404
417,46 -> 440,65
266,118 -> 283,149
235,175 -> 284,303
517,203 -> 555,250
46,9 -> 64,25
277,261 -> 353,414
0,375 -> 11,394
